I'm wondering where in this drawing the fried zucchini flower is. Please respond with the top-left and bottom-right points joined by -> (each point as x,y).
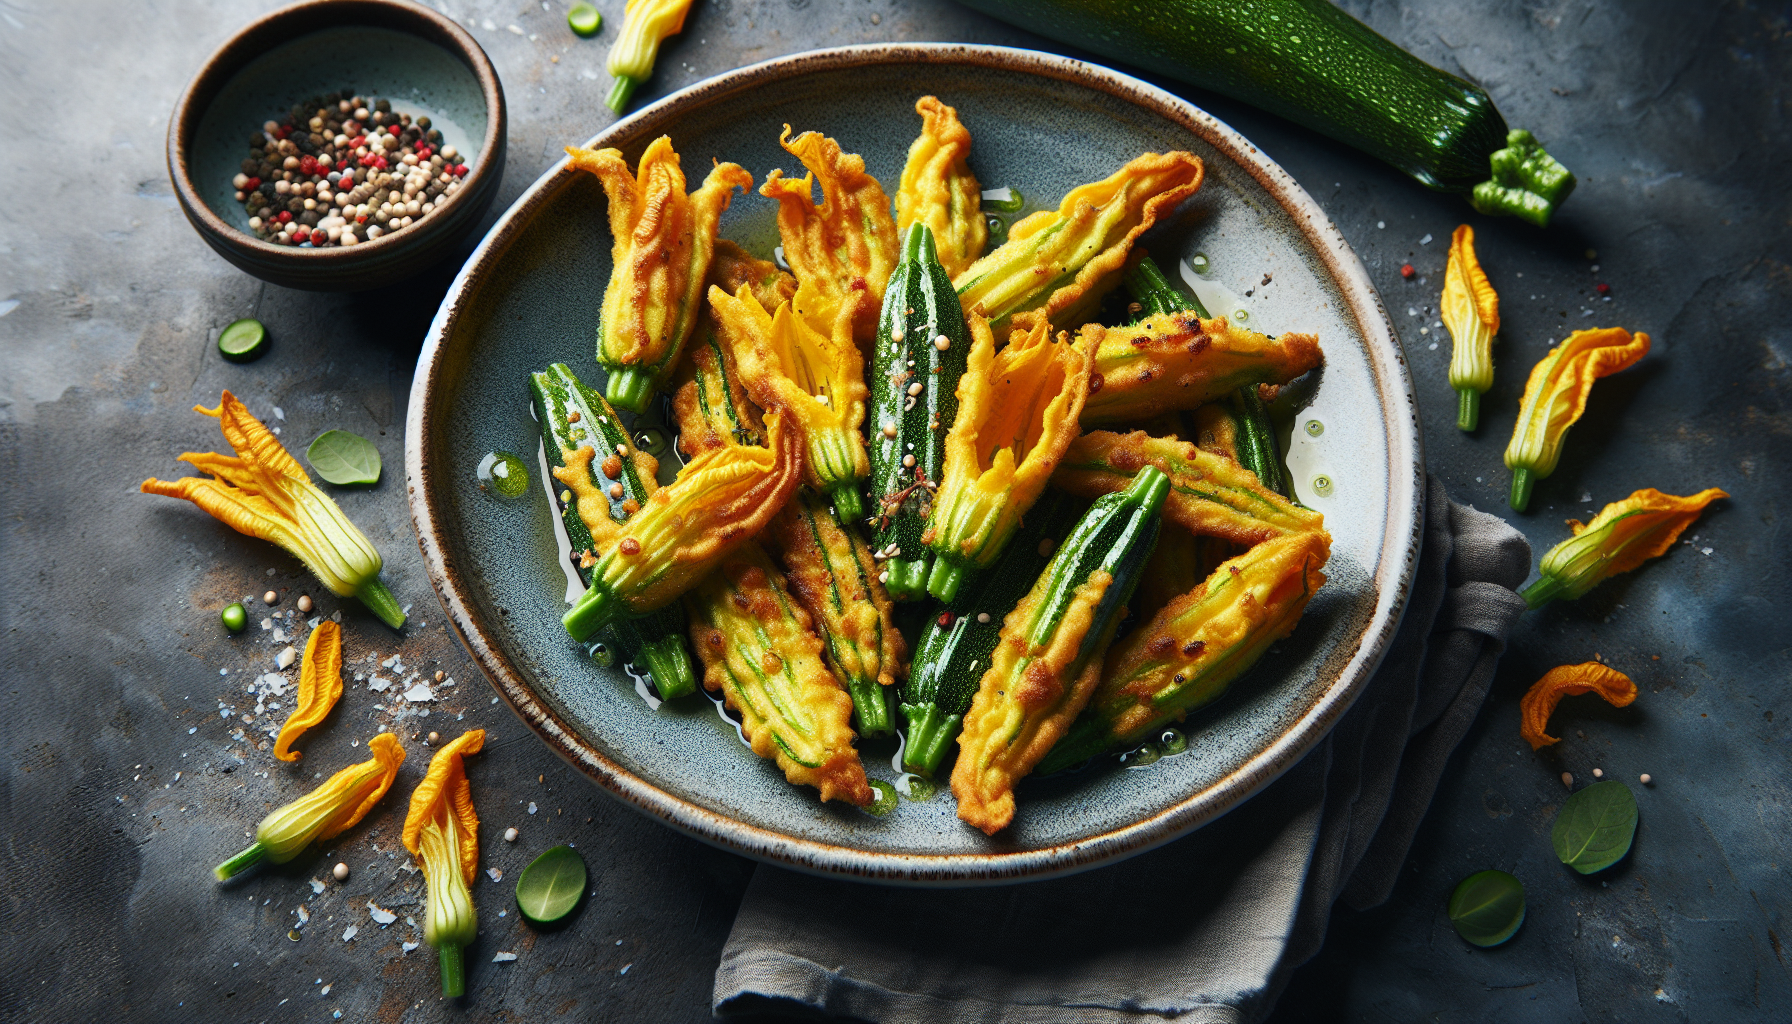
686,548 -> 874,806
709,285 -> 870,520
605,0 -> 693,112
923,312 -> 1095,602
953,151 -> 1203,332
1054,430 -> 1323,545
1442,224 -> 1500,431
560,408 -> 804,642
1521,487 -> 1727,608
142,392 -> 404,629
895,96 -> 986,278
1040,530 -> 1331,773
404,730 -> 485,998
213,733 -> 405,881
761,127 -> 899,346
1077,312 -> 1323,426
1519,663 -> 1636,750
1505,327 -> 1651,511
710,238 -> 797,312
568,138 -> 752,413
273,620 -> 344,762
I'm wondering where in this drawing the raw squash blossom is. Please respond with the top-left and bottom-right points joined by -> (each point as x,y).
923,311 -> 1095,602
1520,663 -> 1637,750
708,284 -> 870,521
895,96 -> 986,279
604,0 -> 693,112
212,733 -> 405,880
273,620 -> 344,762
1521,487 -> 1728,608
568,138 -> 753,412
1505,327 -> 1651,512
1442,224 -> 1500,431
404,729 -> 485,998
141,392 -> 405,628
761,127 -> 900,346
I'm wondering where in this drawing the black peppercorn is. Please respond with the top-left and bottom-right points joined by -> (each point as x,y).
374,98 -> 391,113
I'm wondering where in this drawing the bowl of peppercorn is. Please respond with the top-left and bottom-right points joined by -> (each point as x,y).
168,0 -> 507,291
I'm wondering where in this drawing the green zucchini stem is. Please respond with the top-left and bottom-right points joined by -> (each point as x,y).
1457,388 -> 1481,432
846,679 -> 894,738
562,585 -> 619,642
1468,130 -> 1577,229
925,558 -> 967,604
827,483 -> 863,522
1125,255 -> 1210,319
605,76 -> 639,114
1509,468 -> 1536,513
604,366 -> 655,414
439,944 -> 466,998
884,556 -> 930,602
213,841 -> 267,881
356,578 -> 407,630
899,704 -> 961,777
638,637 -> 697,700
1518,575 -> 1565,610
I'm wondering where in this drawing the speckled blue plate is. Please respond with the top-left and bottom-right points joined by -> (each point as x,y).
406,45 -> 1421,885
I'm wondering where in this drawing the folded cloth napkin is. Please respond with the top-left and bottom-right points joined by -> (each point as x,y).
714,475 -> 1530,1023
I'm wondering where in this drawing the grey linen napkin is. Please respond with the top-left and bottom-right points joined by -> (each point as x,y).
713,475 -> 1530,1023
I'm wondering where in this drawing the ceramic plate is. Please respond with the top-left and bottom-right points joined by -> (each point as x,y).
406,45 -> 1422,885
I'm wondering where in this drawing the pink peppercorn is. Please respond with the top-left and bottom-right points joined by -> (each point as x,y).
1596,283 -> 1611,295
1400,263 -> 1415,279
310,229 -> 326,245
276,210 -> 292,224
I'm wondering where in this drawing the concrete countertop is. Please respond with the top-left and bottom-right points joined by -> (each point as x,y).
2,1 -> 1786,1021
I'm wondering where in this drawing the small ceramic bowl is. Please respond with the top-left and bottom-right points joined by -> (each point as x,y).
167,0 -> 507,291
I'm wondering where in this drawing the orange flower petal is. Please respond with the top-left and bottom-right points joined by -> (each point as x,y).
314,732 -> 407,841
201,390 -> 309,484
1520,662 -> 1637,750
1506,328 -> 1651,479
274,621 -> 344,762
403,729 -> 486,886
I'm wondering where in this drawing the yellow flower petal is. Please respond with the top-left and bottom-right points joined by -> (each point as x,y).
403,729 -> 485,887
607,0 -> 693,81
273,621 -> 344,762
1524,487 -> 1727,606
1505,327 -> 1651,510
1443,224 -> 1500,424
895,96 -> 985,279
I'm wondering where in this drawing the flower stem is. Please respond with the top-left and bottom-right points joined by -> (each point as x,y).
828,482 -> 863,522
925,557 -> 966,604
1509,468 -> 1536,513
562,583 -> 621,642
883,556 -> 930,602
1457,388 -> 1480,432
899,703 -> 961,777
604,366 -> 655,413
214,841 -> 267,881
638,635 -> 697,700
357,577 -> 407,629
1520,575 -> 1566,610
439,944 -> 466,998
846,678 -> 894,737
606,76 -> 639,114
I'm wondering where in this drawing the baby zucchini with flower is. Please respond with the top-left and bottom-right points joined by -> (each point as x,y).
568,138 -> 752,412
1054,430 -> 1323,545
1521,487 -> 1727,608
1039,529 -> 1332,773
901,490 -> 1085,777
895,96 -> 986,279
605,0 -> 693,112
710,286 -> 871,520
531,363 -> 696,697
686,547 -> 875,806
871,224 -> 975,600
953,151 -> 1203,332
761,127 -> 899,346
923,310 -> 1094,602
1442,224 -> 1500,430
560,408 -> 803,643
951,467 -> 1170,835
672,336 -> 906,736
404,729 -> 485,998
141,392 -> 404,628
1506,327 -> 1651,511
213,733 -> 404,880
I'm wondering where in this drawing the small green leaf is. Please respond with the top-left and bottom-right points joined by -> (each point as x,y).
306,430 -> 382,486
1448,870 -> 1525,947
515,845 -> 587,926
1551,779 -> 1638,874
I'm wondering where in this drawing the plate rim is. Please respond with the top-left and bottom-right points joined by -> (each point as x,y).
404,42 -> 1424,886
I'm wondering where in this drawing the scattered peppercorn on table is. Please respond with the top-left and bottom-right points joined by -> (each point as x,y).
3,2 -> 1785,1022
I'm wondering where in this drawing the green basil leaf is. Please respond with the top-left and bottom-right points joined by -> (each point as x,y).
1551,779 -> 1638,874
515,845 -> 587,926
1448,870 -> 1525,947
306,430 -> 382,486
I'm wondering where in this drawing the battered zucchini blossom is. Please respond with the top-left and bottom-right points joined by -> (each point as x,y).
1521,487 -> 1728,608
1077,312 -> 1322,426
895,96 -> 986,278
568,138 -> 752,412
953,151 -> 1203,332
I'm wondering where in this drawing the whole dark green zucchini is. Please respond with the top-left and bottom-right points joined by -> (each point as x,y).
957,0 -> 1576,226
530,363 -> 697,699
899,491 -> 1086,776
869,223 -> 973,600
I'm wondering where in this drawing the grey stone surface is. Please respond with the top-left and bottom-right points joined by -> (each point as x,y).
0,1 -> 1785,1022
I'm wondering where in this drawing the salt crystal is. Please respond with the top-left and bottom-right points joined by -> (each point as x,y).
273,407 -> 285,420
297,906 -> 311,925
492,952 -> 518,962
486,867 -> 503,882
402,684 -> 434,703
321,984 -> 331,995
528,802 -> 538,815
1419,233 -> 1433,245
402,941 -> 420,954
368,676 -> 393,693
261,618 -> 273,631
341,925 -> 358,942
311,879 -> 326,894
273,628 -> 287,643
275,646 -> 297,669
367,901 -> 397,925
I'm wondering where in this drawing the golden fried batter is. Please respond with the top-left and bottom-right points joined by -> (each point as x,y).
1079,313 -> 1323,425
895,96 -> 986,279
